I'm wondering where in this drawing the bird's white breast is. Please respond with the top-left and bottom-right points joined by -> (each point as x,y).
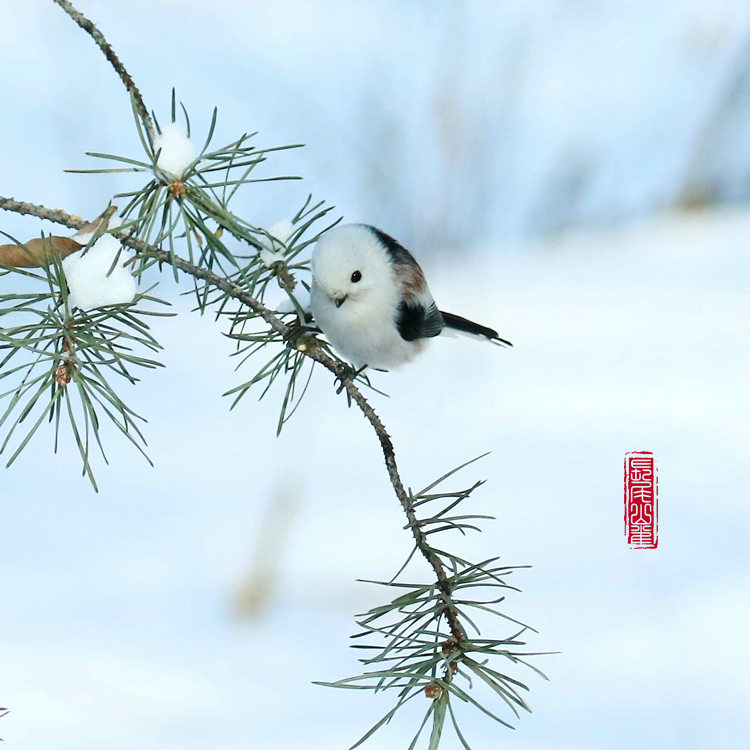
310,278 -> 425,370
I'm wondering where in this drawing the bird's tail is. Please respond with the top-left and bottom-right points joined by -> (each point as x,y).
440,311 -> 513,347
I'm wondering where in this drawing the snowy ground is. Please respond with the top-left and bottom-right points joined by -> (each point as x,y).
2,206 -> 749,749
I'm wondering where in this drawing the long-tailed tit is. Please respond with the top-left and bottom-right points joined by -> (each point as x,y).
310,223 -> 511,371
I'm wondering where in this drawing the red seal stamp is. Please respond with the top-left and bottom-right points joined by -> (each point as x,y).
624,451 -> 658,549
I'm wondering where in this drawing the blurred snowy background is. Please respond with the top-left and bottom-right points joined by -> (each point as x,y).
1,0 -> 750,748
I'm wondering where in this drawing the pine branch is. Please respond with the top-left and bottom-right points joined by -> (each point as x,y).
0,194 -> 467,644
3,5 -> 545,743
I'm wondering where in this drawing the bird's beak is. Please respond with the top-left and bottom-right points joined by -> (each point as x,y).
334,294 -> 348,308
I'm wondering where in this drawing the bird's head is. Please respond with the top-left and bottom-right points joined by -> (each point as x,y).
311,224 -> 398,313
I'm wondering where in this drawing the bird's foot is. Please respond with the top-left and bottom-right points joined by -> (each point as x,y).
336,364 -> 368,394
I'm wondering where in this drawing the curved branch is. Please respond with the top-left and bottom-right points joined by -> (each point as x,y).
0,194 -> 469,643
40,5 -> 468,636
302,347 -> 468,643
52,0 -> 156,145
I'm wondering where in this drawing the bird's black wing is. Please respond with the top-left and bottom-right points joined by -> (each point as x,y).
366,225 -> 445,342
396,298 -> 444,342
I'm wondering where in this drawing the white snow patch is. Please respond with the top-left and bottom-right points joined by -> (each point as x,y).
276,286 -> 311,314
62,234 -> 136,311
72,228 -> 96,246
259,248 -> 282,267
259,219 -> 295,266
267,219 -> 294,246
154,122 -> 196,179
258,219 -> 295,266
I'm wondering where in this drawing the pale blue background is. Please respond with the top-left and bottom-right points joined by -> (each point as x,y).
1,2 -> 749,748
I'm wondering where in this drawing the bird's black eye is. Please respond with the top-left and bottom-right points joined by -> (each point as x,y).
351,270 -> 362,283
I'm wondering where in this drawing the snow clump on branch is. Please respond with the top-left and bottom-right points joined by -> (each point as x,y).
62,234 -> 136,311
259,219 -> 294,266
154,122 -> 196,179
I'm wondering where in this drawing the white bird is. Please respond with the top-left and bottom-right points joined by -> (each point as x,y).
310,223 -> 511,371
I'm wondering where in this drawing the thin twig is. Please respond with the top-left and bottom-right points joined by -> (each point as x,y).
0,195 -> 468,644
0,197 -> 85,230
52,0 -> 156,145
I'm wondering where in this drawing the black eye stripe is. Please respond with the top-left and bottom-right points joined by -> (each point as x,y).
351,270 -> 362,283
